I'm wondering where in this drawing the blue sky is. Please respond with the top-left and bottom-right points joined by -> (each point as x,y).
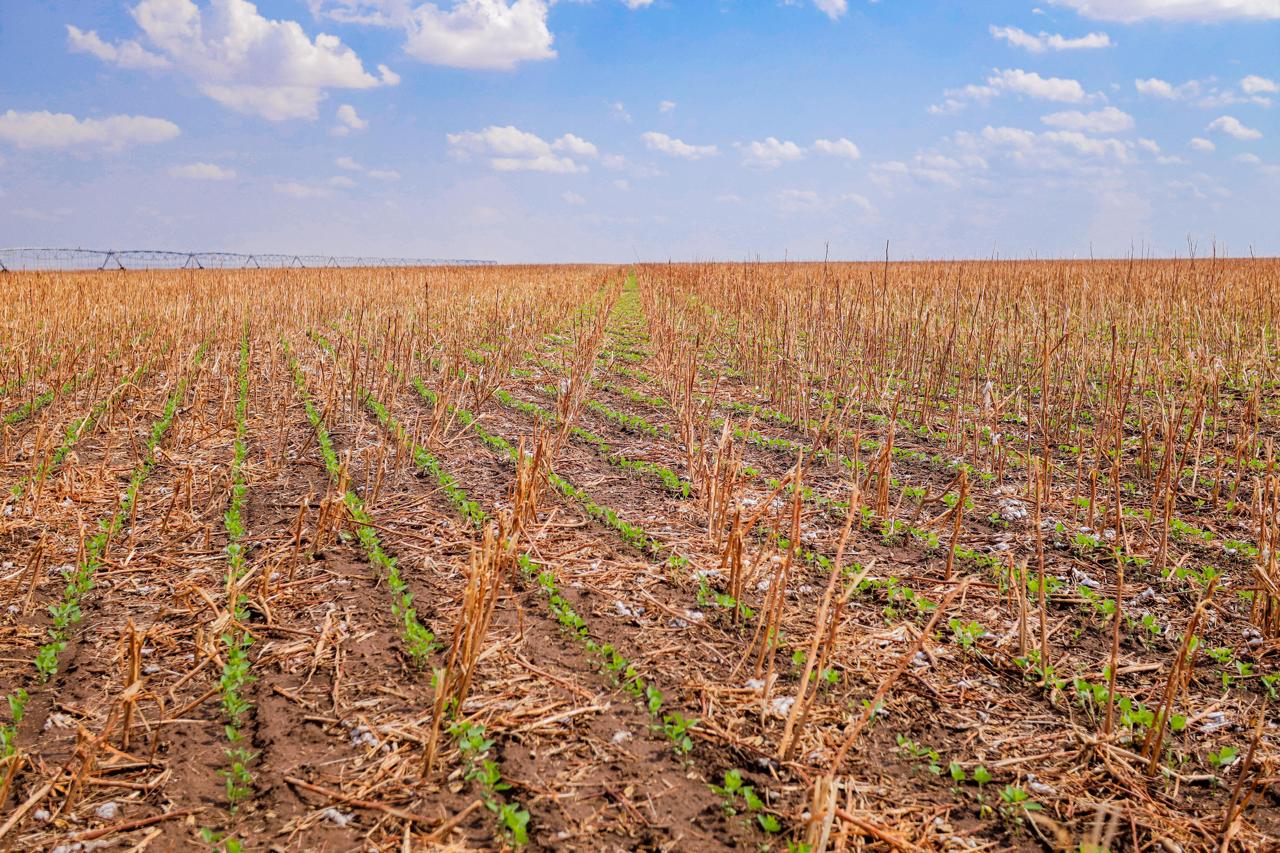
0,0 -> 1277,261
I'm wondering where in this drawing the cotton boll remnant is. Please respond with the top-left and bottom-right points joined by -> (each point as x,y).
322,807 -> 355,827
347,723 -> 380,749
997,497 -> 1028,522
1199,711 -> 1230,734
1026,774 -> 1055,796
614,601 -> 644,617
1071,567 -> 1101,589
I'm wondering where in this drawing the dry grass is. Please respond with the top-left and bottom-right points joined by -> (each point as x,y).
0,260 -> 1277,852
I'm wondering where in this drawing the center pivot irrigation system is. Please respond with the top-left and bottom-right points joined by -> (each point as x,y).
0,247 -> 496,272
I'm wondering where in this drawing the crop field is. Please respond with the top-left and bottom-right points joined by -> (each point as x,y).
0,260 -> 1278,852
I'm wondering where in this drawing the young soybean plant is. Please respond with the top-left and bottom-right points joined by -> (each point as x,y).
218,333 -> 256,811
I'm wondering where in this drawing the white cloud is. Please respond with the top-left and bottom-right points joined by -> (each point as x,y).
612,178 -> 630,190
308,1 -> 405,26
1189,137 -> 1216,151
1041,106 -> 1134,133
871,160 -> 912,181
337,104 -> 368,130
1241,75 -> 1278,95
843,193 -> 874,214
869,152 -> 983,190
989,25 -> 1112,52
66,24 -> 169,69
1134,77 -> 1199,99
1135,137 -> 1187,164
1207,115 -> 1262,140
169,161 -> 235,179
813,0 -> 848,19
1134,77 -> 1271,107
611,101 -> 633,123
332,155 -> 401,180
329,174 -> 357,188
950,124 -> 1134,172
977,127 -> 1037,149
915,154 -> 971,180
1165,176 -> 1231,200
561,190 -> 586,205
447,125 -> 595,172
1197,88 -> 1270,108
813,137 -> 861,160
641,131 -> 718,160
993,68 -> 1089,102
1049,0 -> 1280,22
404,0 -> 555,70
1135,78 -> 1171,98
1042,130 -> 1131,158
1236,152 -> 1262,163
0,110 -> 179,150
659,100 -> 677,113
554,133 -> 598,157
275,180 -> 334,198
932,67 -> 1089,113
738,137 -> 805,168
70,0 -> 396,121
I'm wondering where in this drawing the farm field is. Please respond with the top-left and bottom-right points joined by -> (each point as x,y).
0,260 -> 1278,852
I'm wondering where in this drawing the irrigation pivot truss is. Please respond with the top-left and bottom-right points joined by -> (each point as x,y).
0,247 -> 496,272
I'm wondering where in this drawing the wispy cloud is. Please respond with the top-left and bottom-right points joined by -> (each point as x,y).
642,132 -> 718,160
989,25 -> 1112,53
448,125 -> 598,172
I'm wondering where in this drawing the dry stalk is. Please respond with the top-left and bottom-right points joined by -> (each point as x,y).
777,487 -> 865,762
423,519 -> 514,775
